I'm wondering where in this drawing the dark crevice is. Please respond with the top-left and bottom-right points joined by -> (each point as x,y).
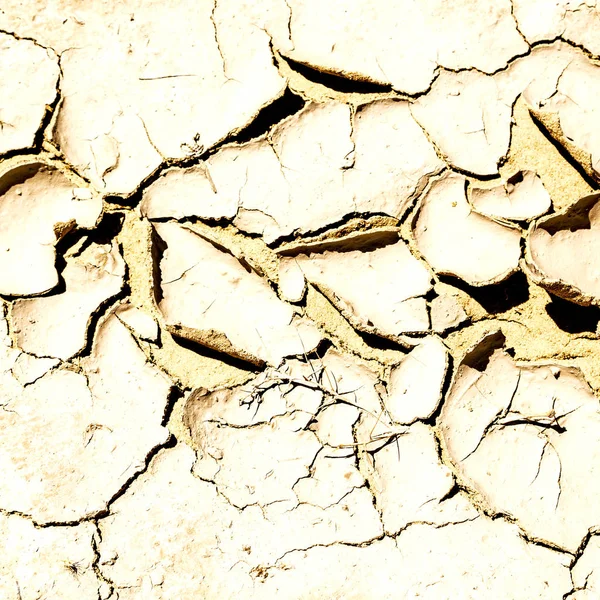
357,464 -> 381,516
354,329 -> 411,352
461,331 -> 507,372
83,211 -> 126,246
103,193 -> 143,210
281,55 -> 392,94
1,212 -> 125,303
270,212 -> 401,249
571,530 -> 595,565
545,296 -> 600,334
0,28 -> 51,50
425,353 -> 454,426
0,143 -> 46,163
278,227 -> 401,257
530,36 -> 600,73
103,160 -> 171,209
366,430 -> 405,455
437,481 -> 461,502
168,333 -> 261,373
529,110 -> 599,191
499,416 -> 567,433
90,525 -> 116,599
32,81 -> 62,152
228,89 -> 306,145
174,215 -> 234,228
535,192 -> 600,234
513,528 -> 574,556
161,386 -> 184,427
149,225 -> 166,306
441,271 -> 530,315
46,242 -> 70,298
448,163 -> 503,182
147,214 -> 235,233
303,337 -> 333,364
423,288 -> 438,303
0,161 -> 45,197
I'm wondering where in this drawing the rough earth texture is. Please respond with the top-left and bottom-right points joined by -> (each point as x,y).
2,1 -> 600,598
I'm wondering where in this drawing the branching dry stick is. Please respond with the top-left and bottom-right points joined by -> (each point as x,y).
239,349 -> 408,450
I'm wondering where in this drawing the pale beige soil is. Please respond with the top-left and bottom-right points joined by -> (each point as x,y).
1,2 -> 600,598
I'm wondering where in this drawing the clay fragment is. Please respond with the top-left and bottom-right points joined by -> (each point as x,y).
99,443 -> 382,599
185,355 -> 363,508
186,359 -> 328,507
525,55 -> 600,183
237,99 -> 442,243
0,514 -> 104,599
413,173 -> 522,286
278,258 -> 307,303
0,311 -> 172,524
156,222 -> 321,366
430,294 -> 468,333
0,162 -> 102,296
195,418 -> 321,509
0,33 -> 59,155
283,0 -> 527,94
1,0 -> 291,195
470,171 -> 551,222
440,332 -> 600,552
280,236 -> 433,340
411,42 -> 581,177
140,164 -> 237,221
116,303 -> 159,342
525,193 -> 600,306
411,70 -> 515,176
144,100 -> 442,243
386,336 -> 449,424
365,423 -> 477,535
11,241 -> 126,360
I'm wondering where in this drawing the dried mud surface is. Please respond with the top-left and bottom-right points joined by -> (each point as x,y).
3,1 -> 600,598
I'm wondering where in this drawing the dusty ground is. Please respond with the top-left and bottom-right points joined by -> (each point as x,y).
2,1 -> 600,598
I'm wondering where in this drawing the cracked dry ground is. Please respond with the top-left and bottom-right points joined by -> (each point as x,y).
6,2 -> 600,600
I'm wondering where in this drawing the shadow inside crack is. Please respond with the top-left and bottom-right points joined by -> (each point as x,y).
35,211 -> 127,301
228,88 -> 306,145
545,296 -> 600,334
355,329 -> 414,352
441,271 -> 530,315
529,109 -> 599,192
170,333 -> 262,373
281,55 -> 392,94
